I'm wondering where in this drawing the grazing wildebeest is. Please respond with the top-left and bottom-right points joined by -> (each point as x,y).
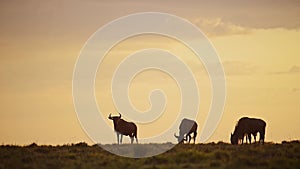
108,113 -> 138,144
174,118 -> 198,144
231,117 -> 266,145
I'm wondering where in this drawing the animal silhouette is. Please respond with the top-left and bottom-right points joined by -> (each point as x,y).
231,117 -> 266,144
108,113 -> 138,144
174,118 -> 198,144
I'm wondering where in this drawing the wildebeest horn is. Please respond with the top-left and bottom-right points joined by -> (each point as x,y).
174,133 -> 179,138
119,113 -> 121,118
109,113 -> 111,118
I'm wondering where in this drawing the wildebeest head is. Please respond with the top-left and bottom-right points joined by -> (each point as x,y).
230,133 -> 238,145
108,113 -> 121,121
174,133 -> 186,144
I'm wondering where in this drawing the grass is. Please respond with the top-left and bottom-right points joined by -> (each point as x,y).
0,141 -> 299,169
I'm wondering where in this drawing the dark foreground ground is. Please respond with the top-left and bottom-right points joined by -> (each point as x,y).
0,141 -> 299,169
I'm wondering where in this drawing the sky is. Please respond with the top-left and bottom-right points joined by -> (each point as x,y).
0,0 -> 299,145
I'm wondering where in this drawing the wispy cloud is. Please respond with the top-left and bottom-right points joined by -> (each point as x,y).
222,61 -> 259,76
289,66 -> 300,73
270,65 -> 300,75
194,18 -> 251,37
291,88 -> 300,92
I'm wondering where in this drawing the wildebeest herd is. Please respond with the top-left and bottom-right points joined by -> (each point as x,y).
108,113 -> 266,145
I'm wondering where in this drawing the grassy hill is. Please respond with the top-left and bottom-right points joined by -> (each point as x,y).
0,141 -> 299,169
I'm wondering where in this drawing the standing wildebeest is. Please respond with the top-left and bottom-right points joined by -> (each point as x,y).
108,113 -> 138,144
174,118 -> 198,144
231,117 -> 266,145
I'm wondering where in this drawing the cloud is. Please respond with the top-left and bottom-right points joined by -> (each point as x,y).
222,61 -> 259,76
291,88 -> 300,92
289,65 -> 300,73
194,18 -> 252,37
187,0 -> 300,30
0,0 -> 299,41
271,65 -> 300,75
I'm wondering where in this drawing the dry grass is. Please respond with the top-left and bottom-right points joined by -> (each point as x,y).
0,141 -> 299,169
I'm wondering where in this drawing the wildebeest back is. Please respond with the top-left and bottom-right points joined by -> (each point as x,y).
179,118 -> 197,136
235,117 -> 266,137
116,119 -> 137,136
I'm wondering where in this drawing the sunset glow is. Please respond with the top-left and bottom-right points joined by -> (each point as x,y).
0,0 -> 299,145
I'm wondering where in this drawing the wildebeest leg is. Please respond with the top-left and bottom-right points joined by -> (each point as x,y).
193,131 -> 197,144
120,134 -> 123,144
253,133 -> 257,143
134,129 -> 138,144
116,133 -> 120,144
130,136 -> 134,144
260,131 -> 265,144
248,134 -> 251,144
187,134 -> 191,143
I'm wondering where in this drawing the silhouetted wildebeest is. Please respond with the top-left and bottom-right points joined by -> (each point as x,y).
231,117 -> 266,145
174,118 -> 198,144
108,113 -> 138,144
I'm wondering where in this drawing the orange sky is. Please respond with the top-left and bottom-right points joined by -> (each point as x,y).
0,0 -> 299,145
